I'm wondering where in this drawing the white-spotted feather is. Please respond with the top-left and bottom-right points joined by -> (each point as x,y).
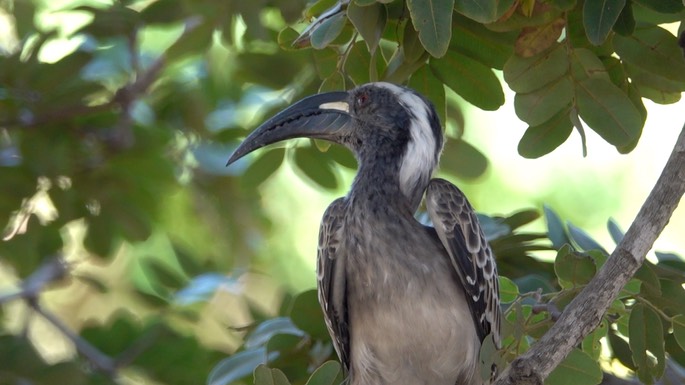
425,178 -> 502,349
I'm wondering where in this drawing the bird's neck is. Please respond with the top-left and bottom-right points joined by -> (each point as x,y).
350,152 -> 429,213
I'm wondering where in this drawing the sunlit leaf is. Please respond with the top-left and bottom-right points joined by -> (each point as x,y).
498,276 -> 519,303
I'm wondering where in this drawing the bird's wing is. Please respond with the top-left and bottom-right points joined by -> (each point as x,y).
317,198 -> 350,370
425,178 -> 501,347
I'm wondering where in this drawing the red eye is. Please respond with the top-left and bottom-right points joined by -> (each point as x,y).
356,93 -> 369,106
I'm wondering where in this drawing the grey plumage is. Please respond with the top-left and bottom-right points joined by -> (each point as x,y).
228,82 -> 500,385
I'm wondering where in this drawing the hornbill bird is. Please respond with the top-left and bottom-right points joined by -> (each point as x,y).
228,82 -> 501,385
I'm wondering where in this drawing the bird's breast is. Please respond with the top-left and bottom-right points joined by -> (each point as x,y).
339,211 -> 481,385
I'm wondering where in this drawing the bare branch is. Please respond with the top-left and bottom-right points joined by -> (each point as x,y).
494,123 -> 685,385
30,300 -> 118,376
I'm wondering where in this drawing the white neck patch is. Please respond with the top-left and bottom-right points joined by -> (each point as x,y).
375,82 -> 438,199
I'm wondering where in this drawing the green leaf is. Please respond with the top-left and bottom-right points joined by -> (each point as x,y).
243,149 -> 285,189
319,71 -> 346,92
245,318 -> 305,349
629,304 -> 666,383
345,41 -> 384,86
612,1 -> 635,36
583,0 -> 626,45
430,51 -> 504,110
454,0 -> 516,23
403,18 -> 427,64
614,25 -> 685,83
313,48 -> 339,79
208,349 -> 272,385
498,276 -> 519,303
633,0 -> 684,13
545,348 -> 603,385
406,0 -> 455,57
567,222 -> 607,253
305,361 -> 342,385
290,289 -> 330,340
609,330 -> 637,370
607,218 -> 624,244
450,13 -> 516,69
582,320 -> 608,360
575,77 -> 642,147
554,244 -> 597,287
501,209 -> 540,230
643,279 -> 685,314
310,12 -> 347,49
618,278 -> 642,299
254,365 -> 292,385
514,77 -> 573,126
440,138 -> 489,180
409,65 -> 446,126
570,48 -> 610,81
544,205 -> 570,249
673,315 -> 685,351
348,2 -> 387,53
634,263 -> 661,296
166,21 -> 214,62
514,18 -> 566,58
517,108 -> 573,159
293,146 -> 338,190
278,28 -> 302,51
504,45 -> 568,93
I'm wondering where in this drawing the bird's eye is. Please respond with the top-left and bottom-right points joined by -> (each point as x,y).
356,93 -> 369,107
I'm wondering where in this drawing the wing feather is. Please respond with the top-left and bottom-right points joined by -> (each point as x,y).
425,178 -> 501,347
316,198 -> 350,370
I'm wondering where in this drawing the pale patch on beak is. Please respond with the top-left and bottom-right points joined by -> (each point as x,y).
319,101 -> 349,112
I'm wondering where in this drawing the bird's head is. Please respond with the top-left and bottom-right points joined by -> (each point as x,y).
228,82 -> 443,206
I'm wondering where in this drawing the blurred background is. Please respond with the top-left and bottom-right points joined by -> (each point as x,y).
0,0 -> 683,384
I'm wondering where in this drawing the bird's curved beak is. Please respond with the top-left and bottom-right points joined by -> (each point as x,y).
227,91 -> 351,165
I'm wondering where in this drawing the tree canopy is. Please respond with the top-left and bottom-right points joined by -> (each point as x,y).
0,1 -> 684,385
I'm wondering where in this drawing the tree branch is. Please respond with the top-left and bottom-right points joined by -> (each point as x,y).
494,123 -> 685,385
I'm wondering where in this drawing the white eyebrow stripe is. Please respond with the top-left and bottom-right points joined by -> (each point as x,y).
374,82 -> 438,199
